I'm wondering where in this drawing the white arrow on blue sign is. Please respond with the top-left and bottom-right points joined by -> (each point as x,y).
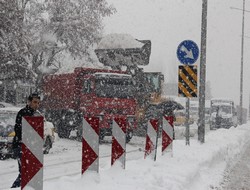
177,40 -> 199,65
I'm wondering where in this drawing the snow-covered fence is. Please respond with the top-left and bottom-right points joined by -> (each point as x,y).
111,117 -> 127,168
162,115 -> 174,155
82,117 -> 100,174
144,119 -> 159,160
22,116 -> 44,190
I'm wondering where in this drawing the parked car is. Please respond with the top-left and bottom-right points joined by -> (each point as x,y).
0,106 -> 55,159
0,102 -> 14,108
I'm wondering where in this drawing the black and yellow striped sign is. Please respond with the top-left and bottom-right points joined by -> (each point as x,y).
178,65 -> 197,97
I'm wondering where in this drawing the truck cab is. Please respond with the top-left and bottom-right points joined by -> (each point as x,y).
42,68 -> 136,142
210,98 -> 237,130
79,72 -> 136,140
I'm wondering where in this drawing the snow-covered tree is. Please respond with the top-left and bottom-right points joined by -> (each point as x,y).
0,0 -> 28,67
0,0 -> 116,90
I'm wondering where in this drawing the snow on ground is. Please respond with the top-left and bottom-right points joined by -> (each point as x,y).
1,122 -> 250,190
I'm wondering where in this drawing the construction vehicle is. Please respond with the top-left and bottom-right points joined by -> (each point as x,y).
209,98 -> 238,129
95,34 -> 182,133
42,34 -> 182,141
42,34 -> 152,141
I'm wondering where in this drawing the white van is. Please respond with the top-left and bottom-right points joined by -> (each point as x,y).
0,106 -> 55,159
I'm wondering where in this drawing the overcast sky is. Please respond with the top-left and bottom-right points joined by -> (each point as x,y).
103,0 -> 250,108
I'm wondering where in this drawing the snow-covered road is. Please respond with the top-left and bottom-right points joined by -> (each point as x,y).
1,123 -> 250,190
0,136 -> 146,189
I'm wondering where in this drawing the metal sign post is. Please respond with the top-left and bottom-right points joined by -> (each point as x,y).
185,98 -> 190,145
111,117 -> 127,168
178,65 -> 198,98
162,115 -> 174,155
177,40 -> 199,65
22,116 -> 44,190
82,117 -> 99,174
144,119 -> 159,160
177,40 -> 199,146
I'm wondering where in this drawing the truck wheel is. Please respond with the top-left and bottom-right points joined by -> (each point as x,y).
43,137 -> 52,154
0,153 -> 5,160
99,134 -> 105,141
58,127 -> 70,138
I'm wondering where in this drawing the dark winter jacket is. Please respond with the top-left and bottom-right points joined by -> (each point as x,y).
12,105 -> 35,149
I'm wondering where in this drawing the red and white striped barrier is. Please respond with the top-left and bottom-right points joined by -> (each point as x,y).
111,117 -> 127,168
162,115 -> 174,155
82,117 -> 99,174
144,119 -> 159,160
22,116 -> 44,190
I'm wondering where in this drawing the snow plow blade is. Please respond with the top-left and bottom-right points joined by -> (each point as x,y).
95,34 -> 151,67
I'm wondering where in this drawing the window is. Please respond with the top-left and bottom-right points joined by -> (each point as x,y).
95,77 -> 134,98
83,80 -> 92,94
144,73 -> 161,93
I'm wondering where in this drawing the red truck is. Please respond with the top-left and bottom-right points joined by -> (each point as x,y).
42,67 -> 136,142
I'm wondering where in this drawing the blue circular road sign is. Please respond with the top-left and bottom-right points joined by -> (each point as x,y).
177,40 -> 199,65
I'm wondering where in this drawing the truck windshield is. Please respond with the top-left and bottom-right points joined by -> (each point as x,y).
95,77 -> 134,98
144,73 -> 161,93
211,105 -> 232,114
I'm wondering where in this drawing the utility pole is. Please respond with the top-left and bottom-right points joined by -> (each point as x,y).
231,1 -> 249,125
239,0 -> 245,125
249,94 -> 250,120
198,0 -> 208,143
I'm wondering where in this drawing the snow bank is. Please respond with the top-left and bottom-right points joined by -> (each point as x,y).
43,123 -> 250,190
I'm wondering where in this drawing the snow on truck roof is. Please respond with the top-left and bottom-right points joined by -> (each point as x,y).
94,72 -> 132,78
211,98 -> 234,102
211,98 -> 234,106
95,34 -> 151,67
97,33 -> 144,49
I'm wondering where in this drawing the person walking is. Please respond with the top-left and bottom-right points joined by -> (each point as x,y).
11,93 -> 41,188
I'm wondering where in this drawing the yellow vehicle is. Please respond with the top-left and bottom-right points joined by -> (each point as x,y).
174,110 -> 194,126
95,34 -> 184,134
